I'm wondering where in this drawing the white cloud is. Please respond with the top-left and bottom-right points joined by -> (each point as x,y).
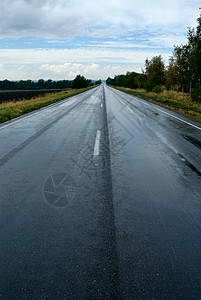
0,47 -> 172,80
149,34 -> 188,48
0,0 -> 200,80
0,48 -> 171,65
40,63 -> 99,78
47,40 -> 66,44
0,61 -> 143,80
0,0 -> 200,38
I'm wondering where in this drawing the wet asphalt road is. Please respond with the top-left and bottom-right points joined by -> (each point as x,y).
0,84 -> 201,299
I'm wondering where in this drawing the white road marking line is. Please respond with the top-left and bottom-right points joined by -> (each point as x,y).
101,103 -> 103,108
0,94 -> 78,131
0,114 -> 33,130
0,102 -> 60,130
132,96 -> 201,131
93,130 -> 101,156
113,87 -> 201,131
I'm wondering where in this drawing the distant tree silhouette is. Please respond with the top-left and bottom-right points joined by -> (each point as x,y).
106,72 -> 143,89
72,75 -> 88,89
0,79 -> 72,90
95,79 -> 101,85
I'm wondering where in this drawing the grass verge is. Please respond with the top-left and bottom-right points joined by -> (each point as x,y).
0,86 -> 95,123
113,86 -> 201,123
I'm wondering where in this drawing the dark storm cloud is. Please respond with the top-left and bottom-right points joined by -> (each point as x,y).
1,0 -> 200,39
0,0 -> 90,38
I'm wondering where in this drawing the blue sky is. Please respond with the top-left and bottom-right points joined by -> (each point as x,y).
0,0 -> 200,80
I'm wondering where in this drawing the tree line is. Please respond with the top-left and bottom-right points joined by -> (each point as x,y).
106,9 -> 201,102
0,79 -> 72,90
0,76 -> 101,91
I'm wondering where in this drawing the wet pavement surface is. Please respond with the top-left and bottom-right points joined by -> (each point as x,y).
0,84 -> 201,299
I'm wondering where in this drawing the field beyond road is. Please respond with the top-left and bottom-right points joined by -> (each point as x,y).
0,87 -> 95,123
0,89 -> 67,103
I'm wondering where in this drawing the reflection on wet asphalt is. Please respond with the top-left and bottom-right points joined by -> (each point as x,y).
0,84 -> 201,299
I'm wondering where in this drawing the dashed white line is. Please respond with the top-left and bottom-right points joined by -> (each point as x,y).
101,103 -> 103,108
93,130 -> 101,156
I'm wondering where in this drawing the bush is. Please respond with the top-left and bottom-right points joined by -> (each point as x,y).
0,110 -> 11,121
144,81 -> 154,92
191,88 -> 201,103
152,86 -> 162,93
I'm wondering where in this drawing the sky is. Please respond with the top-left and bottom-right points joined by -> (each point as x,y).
0,0 -> 200,81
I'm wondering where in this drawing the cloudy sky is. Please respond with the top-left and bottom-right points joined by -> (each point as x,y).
0,0 -> 200,80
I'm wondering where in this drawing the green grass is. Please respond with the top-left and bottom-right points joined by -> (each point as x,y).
113,86 -> 201,123
0,86 -> 95,123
